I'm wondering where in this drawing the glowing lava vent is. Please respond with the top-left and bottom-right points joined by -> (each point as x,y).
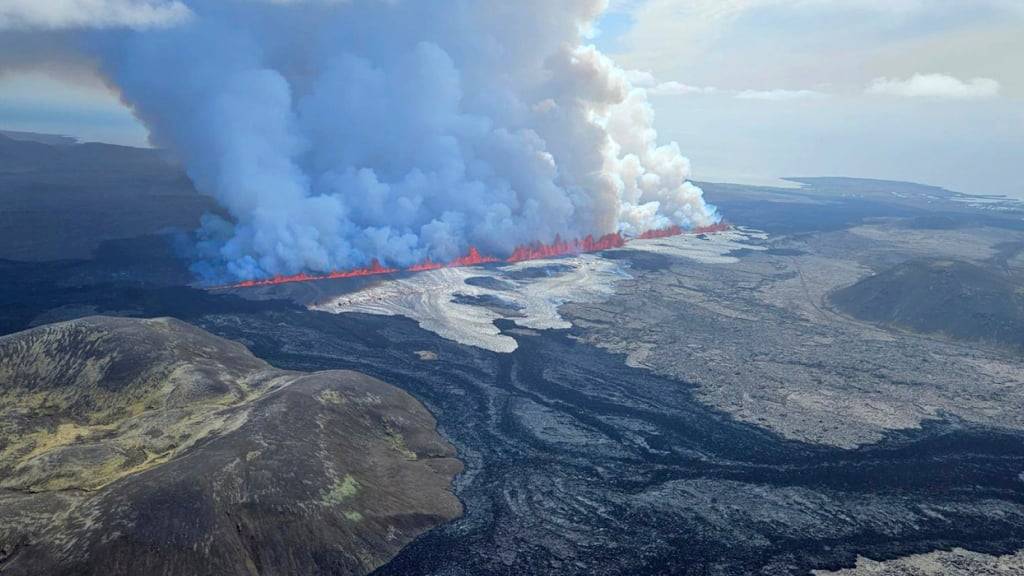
220,224 -> 730,289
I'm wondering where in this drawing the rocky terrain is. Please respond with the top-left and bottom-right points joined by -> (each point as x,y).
310,210 -> 1024,450
814,548 -> 1024,576
564,207 -> 1024,449
179,306 -> 1024,576
0,316 -> 461,575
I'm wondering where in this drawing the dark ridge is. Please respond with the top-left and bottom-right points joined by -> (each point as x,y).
0,316 -> 462,576
0,130 -> 78,146
451,293 -> 524,315
0,135 -> 215,262
730,247 -> 807,258
784,177 -> 959,199
902,214 -> 963,230
602,249 -> 671,270
899,214 -> 1024,233
505,263 -> 575,280
464,276 -> 516,291
830,258 -> 1024,350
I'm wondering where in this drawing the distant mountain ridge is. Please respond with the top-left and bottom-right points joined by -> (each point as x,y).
0,133 -> 216,262
0,130 -> 78,146
784,177 -> 959,199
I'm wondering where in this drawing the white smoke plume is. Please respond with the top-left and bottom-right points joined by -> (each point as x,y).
83,0 -> 718,280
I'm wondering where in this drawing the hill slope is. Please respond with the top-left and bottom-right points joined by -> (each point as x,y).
0,316 -> 462,575
0,134 -> 216,261
830,259 -> 1024,349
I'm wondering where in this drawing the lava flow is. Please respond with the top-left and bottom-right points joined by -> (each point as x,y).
221,224 -> 730,289
638,222 -> 730,239
506,233 -> 625,263
227,259 -> 398,289
637,226 -> 683,240
693,222 -> 732,235
451,246 -> 502,267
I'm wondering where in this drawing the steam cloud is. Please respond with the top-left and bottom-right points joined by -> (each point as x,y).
86,0 -> 718,280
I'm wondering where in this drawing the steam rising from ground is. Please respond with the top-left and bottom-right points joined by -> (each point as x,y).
85,0 -> 718,280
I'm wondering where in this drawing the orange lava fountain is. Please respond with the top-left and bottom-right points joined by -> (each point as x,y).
227,258 -> 398,289
638,222 -> 730,240
505,233 -> 626,263
220,223 -> 729,289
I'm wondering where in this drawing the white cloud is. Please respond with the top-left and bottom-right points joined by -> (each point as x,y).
866,74 -> 1001,100
735,89 -> 827,101
649,81 -> 717,96
611,0 -> 1024,99
626,69 -> 819,99
624,69 -> 657,87
0,0 -> 191,30
624,69 -> 716,96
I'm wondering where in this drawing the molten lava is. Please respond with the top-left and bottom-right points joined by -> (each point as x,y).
405,259 -> 444,272
638,222 -> 730,240
506,233 -> 625,263
637,225 -> 683,240
693,222 -> 732,235
449,246 -> 501,267
227,259 -> 397,289
221,224 -> 730,289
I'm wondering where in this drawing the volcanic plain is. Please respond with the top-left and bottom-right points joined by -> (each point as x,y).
3,135 -> 1024,574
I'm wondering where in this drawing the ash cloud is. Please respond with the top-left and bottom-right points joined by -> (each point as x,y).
41,0 -> 720,280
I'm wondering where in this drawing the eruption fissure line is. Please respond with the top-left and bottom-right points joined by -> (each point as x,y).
220,224 -> 730,289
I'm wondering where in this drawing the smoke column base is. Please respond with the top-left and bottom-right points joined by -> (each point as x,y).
217,224 -> 731,290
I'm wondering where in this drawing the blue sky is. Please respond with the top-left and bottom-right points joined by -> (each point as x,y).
0,71 -> 148,144
1,0 -> 1021,198
592,0 -> 1023,197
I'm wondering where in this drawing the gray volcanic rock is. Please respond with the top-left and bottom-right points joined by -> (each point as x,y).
0,316 -> 462,576
814,548 -> 1024,576
831,258 -> 1024,349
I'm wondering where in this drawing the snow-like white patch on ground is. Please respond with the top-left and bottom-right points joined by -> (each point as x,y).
313,255 -> 629,353
621,227 -> 768,264
313,228 -> 768,352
